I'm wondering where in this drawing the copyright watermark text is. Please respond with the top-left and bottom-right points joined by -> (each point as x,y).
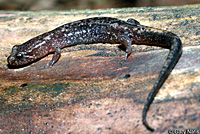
168,129 -> 200,134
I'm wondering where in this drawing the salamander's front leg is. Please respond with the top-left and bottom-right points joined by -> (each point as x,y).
45,45 -> 61,68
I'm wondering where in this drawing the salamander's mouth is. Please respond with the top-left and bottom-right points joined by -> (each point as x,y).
7,55 -> 22,66
7,52 -> 30,67
7,51 -> 47,68
7,55 -> 34,68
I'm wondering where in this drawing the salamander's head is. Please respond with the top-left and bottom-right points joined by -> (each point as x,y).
7,45 -> 34,67
7,40 -> 49,67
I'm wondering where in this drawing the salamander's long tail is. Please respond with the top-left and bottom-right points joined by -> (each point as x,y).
142,34 -> 182,131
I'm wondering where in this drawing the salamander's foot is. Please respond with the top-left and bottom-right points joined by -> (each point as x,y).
125,42 -> 132,60
45,61 -> 54,68
125,52 -> 131,60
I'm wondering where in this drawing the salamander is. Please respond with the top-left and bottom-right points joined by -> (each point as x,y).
7,17 -> 182,131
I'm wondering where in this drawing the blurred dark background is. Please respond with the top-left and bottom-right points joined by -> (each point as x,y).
0,0 -> 200,10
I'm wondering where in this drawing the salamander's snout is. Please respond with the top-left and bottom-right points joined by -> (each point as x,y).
7,45 -> 18,66
7,55 -> 14,65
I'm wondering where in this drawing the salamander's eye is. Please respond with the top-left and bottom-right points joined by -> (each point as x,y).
16,52 -> 24,60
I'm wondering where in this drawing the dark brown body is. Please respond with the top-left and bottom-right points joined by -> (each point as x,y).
7,17 -> 182,131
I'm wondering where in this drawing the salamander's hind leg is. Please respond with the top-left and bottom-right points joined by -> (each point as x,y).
45,45 -> 61,68
127,18 -> 140,25
118,35 -> 132,60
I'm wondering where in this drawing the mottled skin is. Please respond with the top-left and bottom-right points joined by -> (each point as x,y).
7,17 -> 182,131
